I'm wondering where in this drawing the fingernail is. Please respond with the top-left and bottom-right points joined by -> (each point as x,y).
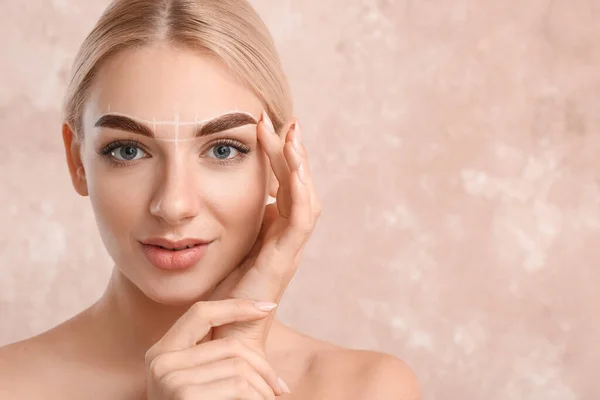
253,301 -> 278,311
278,377 -> 291,394
297,162 -> 307,185
262,111 -> 275,133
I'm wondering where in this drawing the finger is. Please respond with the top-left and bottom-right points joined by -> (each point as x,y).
209,242 -> 262,301
282,140 -> 301,172
148,337 -> 284,396
173,378 -> 265,400
257,111 -> 290,185
275,124 -> 314,252
286,122 -> 322,219
257,111 -> 292,217
259,204 -> 280,238
276,156 -> 313,252
145,299 -> 276,360
159,357 -> 278,399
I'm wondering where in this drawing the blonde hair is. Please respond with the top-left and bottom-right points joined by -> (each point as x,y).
63,0 -> 293,138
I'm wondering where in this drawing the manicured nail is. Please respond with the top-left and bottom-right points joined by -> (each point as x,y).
278,377 -> 291,394
297,162 -> 307,185
253,301 -> 278,311
262,111 -> 275,133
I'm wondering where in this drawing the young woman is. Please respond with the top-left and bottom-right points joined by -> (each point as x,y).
0,1 -> 420,398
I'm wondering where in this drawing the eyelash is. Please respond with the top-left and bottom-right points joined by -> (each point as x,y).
208,139 -> 252,165
96,138 -> 251,167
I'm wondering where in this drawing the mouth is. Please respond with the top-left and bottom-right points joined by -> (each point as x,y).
154,244 -> 202,251
139,237 -> 213,270
141,237 -> 212,250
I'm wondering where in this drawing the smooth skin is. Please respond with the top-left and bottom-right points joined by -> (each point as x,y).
0,43 -> 420,399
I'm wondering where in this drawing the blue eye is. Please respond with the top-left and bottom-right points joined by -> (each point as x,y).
110,145 -> 147,161
97,139 -> 149,166
209,144 -> 240,160
204,139 -> 251,165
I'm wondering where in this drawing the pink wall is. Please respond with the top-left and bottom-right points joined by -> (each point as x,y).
1,1 -> 598,398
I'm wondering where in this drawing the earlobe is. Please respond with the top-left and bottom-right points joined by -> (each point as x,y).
62,123 -> 89,197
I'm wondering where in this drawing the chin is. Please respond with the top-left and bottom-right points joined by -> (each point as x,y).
113,241 -> 243,306
138,278 -> 214,307
116,260 -> 218,307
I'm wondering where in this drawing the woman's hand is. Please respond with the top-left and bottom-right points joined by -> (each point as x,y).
210,112 -> 322,354
144,114 -> 319,398
144,298 -> 287,399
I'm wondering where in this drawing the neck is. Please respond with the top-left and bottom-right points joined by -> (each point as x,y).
88,266 -> 292,366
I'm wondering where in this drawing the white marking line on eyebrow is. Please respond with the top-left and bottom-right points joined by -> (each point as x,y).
152,137 -> 200,142
99,110 -> 258,127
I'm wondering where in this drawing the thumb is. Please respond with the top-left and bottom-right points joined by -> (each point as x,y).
211,249 -> 298,351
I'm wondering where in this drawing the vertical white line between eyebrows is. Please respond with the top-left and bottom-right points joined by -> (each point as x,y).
174,111 -> 179,152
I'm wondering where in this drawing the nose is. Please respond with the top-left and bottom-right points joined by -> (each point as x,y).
149,162 -> 201,226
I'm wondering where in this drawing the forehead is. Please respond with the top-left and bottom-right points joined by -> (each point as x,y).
84,43 -> 262,122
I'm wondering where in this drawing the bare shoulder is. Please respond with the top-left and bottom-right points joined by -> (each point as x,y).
275,322 -> 420,399
314,346 -> 421,400
286,329 -> 420,400
349,349 -> 421,399
0,335 -> 54,397
0,317 -> 100,399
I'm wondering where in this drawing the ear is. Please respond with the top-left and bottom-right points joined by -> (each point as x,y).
62,123 -> 88,196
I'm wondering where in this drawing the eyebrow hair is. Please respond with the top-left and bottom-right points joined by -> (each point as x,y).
93,112 -> 258,138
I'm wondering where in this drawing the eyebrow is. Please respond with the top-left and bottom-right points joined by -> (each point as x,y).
93,112 -> 258,138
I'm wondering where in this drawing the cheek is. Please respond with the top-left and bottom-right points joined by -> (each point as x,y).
202,163 -> 268,228
81,142 -> 146,234
89,176 -> 148,222
84,159 -> 155,244
83,133 -> 270,227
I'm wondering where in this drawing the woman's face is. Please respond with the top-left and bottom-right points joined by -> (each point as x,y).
67,43 -> 275,305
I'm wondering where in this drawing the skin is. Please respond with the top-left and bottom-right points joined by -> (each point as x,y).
0,43 -> 420,399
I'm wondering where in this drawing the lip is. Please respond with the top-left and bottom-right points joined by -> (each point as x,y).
140,237 -> 213,271
142,237 -> 212,249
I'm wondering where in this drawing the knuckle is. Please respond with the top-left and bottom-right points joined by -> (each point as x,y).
231,357 -> 250,373
233,376 -> 250,393
192,301 -> 217,327
160,370 -> 182,390
298,223 -> 313,237
225,336 -> 243,350
190,301 -> 206,317
233,299 -> 245,313
144,348 -> 156,367
148,354 -> 168,379
291,218 -> 311,235
172,385 -> 194,400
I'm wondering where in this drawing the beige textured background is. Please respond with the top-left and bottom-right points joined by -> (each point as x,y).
1,0 -> 599,398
